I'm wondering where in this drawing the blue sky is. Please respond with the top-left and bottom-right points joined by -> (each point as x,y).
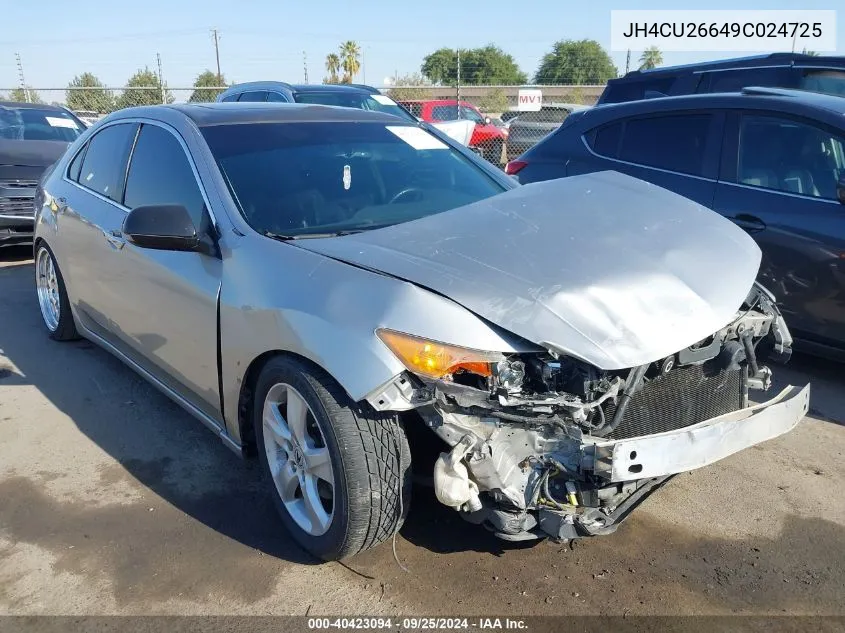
1,0 -> 842,93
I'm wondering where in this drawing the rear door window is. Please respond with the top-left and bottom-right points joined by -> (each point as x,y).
588,121 -> 623,157
123,124 -> 206,226
618,114 -> 712,176
699,67 -> 790,93
267,91 -> 290,102
77,123 -> 138,202
221,94 -> 238,103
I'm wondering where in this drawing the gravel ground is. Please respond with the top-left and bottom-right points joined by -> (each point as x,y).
1,245 -> 844,620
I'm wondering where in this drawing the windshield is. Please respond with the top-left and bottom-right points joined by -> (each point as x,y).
0,106 -> 84,142
293,92 -> 416,122
202,122 -> 504,238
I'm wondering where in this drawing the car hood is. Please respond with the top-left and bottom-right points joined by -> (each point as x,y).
0,139 -> 69,169
297,171 -> 762,369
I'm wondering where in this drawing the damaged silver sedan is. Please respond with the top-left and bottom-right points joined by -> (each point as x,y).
34,103 -> 809,561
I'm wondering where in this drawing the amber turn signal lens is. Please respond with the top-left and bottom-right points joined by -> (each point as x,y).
376,329 -> 505,380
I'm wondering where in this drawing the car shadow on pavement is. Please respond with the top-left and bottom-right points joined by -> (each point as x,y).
0,258 -> 535,572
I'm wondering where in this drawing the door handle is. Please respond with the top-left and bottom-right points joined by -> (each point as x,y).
103,229 -> 125,250
51,196 -> 67,213
732,214 -> 767,232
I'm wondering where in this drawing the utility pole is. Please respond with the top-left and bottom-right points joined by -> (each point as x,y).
156,53 -> 165,104
303,51 -> 308,84
456,49 -> 461,112
211,29 -> 222,83
625,49 -> 631,74
15,53 -> 30,102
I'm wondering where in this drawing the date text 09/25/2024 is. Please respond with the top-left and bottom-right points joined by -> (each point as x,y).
307,618 -> 529,630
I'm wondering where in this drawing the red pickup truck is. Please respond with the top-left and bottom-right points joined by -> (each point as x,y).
399,99 -> 507,164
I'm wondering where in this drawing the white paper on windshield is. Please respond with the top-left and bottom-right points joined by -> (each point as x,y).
386,125 -> 448,150
46,116 -> 78,129
371,94 -> 397,106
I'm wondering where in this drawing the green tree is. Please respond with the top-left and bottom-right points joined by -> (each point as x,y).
9,87 -> 43,103
477,88 -> 508,114
534,39 -> 617,85
66,73 -> 114,113
339,41 -> 361,83
386,72 -> 433,101
115,68 -> 173,110
325,53 -> 341,84
421,45 -> 527,85
188,70 -> 227,102
801,48 -> 820,56
638,46 -> 663,70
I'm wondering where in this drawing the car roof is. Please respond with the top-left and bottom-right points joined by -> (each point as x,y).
0,101 -> 69,111
112,102 -> 411,127
220,81 -> 378,95
589,87 -> 845,119
612,53 -> 845,81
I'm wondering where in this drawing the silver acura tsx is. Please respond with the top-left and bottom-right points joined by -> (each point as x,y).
33,102 -> 810,560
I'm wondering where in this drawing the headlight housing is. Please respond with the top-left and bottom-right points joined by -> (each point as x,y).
376,329 -> 505,380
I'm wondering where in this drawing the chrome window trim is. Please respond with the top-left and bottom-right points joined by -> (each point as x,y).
580,135 -> 717,183
61,117 -> 220,230
718,179 -> 842,205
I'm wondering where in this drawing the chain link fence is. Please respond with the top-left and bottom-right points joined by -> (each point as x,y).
2,84 -> 605,168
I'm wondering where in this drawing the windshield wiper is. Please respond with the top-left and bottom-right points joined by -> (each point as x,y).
262,229 -> 365,241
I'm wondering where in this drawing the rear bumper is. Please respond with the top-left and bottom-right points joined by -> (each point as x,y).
0,217 -> 34,245
588,383 -> 810,482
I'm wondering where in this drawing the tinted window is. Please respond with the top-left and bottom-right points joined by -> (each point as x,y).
602,77 -> 675,104
737,115 -> 845,200
124,124 -> 206,226
431,105 -> 458,120
267,91 -> 289,102
293,92 -> 416,121
237,91 -> 268,102
589,121 -> 623,157
800,70 -> 845,97
221,94 -> 238,103
0,106 -> 84,142
78,123 -> 137,201
202,122 -> 504,237
700,67 -> 787,93
67,145 -> 86,182
518,108 -> 571,124
618,114 -> 711,176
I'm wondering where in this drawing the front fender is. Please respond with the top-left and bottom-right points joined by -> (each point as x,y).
219,235 -> 534,444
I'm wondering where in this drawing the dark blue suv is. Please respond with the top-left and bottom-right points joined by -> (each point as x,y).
509,88 -> 845,358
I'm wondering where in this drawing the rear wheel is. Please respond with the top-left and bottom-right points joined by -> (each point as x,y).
254,356 -> 411,560
35,244 -> 79,341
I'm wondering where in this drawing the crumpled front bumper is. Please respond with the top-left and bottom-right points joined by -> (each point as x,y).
586,384 -> 810,483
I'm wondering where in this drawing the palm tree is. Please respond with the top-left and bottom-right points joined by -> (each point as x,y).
325,53 -> 341,84
639,46 -> 663,70
802,48 -> 820,56
339,41 -> 361,83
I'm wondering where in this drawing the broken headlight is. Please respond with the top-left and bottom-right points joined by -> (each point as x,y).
376,329 -> 505,380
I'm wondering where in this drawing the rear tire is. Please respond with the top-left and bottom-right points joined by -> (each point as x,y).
35,243 -> 79,342
254,356 -> 412,560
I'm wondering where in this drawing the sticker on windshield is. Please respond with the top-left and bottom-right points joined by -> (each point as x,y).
371,94 -> 397,106
343,164 -> 351,190
386,125 -> 448,150
45,116 -> 78,129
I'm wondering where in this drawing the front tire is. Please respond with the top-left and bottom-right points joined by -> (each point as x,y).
35,243 -> 79,341
254,356 -> 411,560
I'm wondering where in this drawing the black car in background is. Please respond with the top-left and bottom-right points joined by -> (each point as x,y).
0,102 -> 84,246
598,53 -> 845,105
508,88 -> 845,359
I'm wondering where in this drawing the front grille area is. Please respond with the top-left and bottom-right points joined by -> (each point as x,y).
0,198 -> 35,217
0,180 -> 37,219
604,361 -> 744,440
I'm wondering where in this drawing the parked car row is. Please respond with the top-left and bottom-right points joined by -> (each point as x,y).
28,77 -> 809,562
507,57 -> 845,360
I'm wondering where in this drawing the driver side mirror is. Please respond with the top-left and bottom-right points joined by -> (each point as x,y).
838,175 -> 845,205
123,204 -> 200,251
